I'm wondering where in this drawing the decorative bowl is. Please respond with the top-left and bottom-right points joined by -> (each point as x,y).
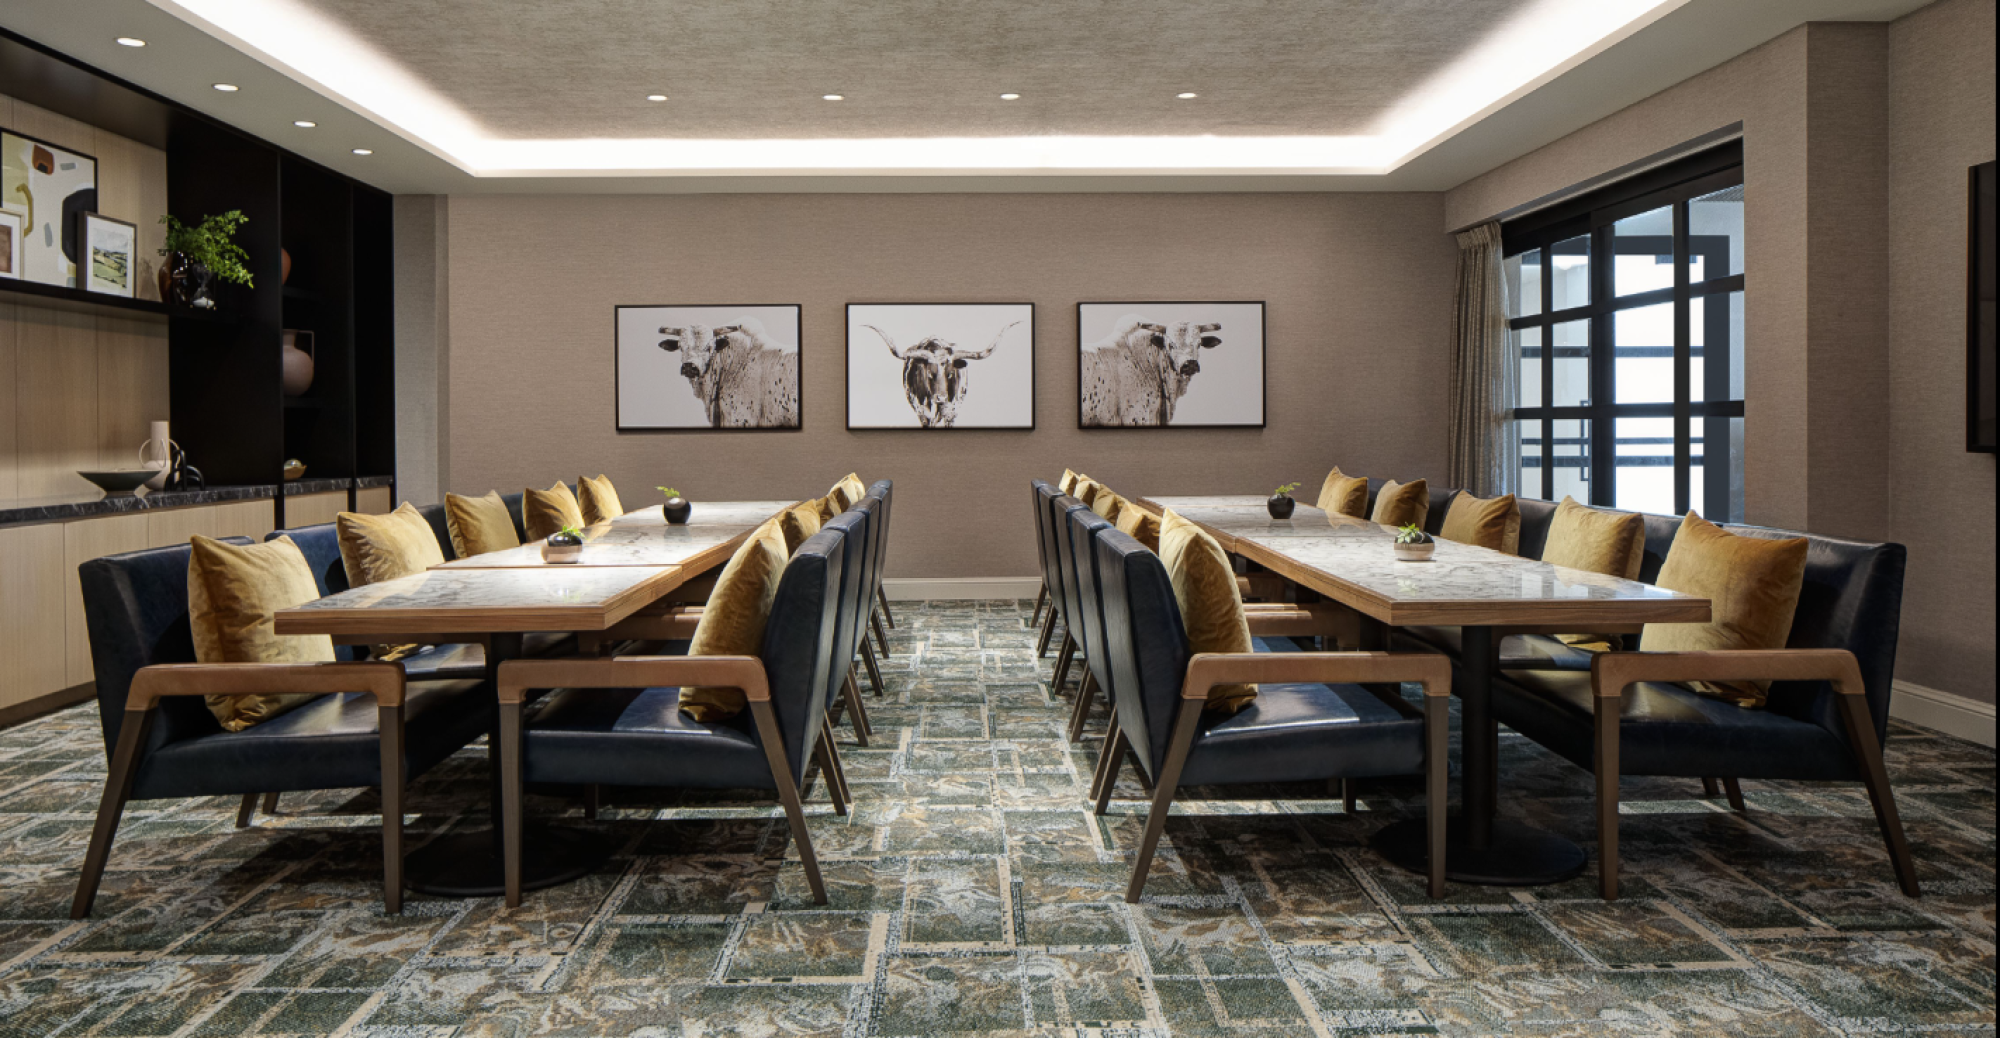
79,470 -> 159,497
282,459 -> 307,480
541,541 -> 583,564
1393,541 -> 1436,562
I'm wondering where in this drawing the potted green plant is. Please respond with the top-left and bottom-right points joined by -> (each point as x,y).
542,524 -> 585,564
1267,482 -> 1300,520
1393,523 -> 1435,562
157,211 -> 253,310
658,486 -> 692,525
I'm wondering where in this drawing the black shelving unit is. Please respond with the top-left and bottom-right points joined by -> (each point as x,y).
1,28 -> 396,525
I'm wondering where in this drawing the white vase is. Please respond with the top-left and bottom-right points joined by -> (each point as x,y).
139,421 -> 176,491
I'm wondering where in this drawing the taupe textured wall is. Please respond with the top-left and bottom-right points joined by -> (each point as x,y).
438,192 -> 1456,579
1887,0 -> 1996,705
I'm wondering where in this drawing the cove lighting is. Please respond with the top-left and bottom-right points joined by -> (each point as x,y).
116,37 -> 147,47
149,0 -> 1690,177
212,82 -> 238,92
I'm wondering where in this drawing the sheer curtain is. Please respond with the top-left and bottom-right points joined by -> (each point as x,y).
1446,222 -> 1518,497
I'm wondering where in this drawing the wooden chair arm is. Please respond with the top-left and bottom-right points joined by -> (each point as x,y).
589,607 -> 702,642
128,662 -> 406,710
1590,649 -> 1864,700
1243,602 -> 1357,640
497,655 -> 767,705
1181,652 -> 1451,701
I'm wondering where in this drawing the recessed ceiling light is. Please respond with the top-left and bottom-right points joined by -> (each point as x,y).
1000,93 -> 1021,101
293,120 -> 316,128
646,94 -> 668,102
351,148 -> 373,155
212,83 -> 240,92
1176,92 -> 1197,99
116,37 -> 146,47
822,94 -> 844,101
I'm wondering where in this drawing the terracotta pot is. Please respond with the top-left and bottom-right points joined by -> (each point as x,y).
282,331 -> 314,396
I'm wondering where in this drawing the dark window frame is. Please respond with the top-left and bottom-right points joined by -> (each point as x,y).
1505,142 -> 1746,518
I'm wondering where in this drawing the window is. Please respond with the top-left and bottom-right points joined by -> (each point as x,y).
1504,143 -> 1746,521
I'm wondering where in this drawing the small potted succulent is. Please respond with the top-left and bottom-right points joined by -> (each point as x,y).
1268,482 -> 1300,520
1393,523 -> 1435,562
542,524 -> 584,564
658,486 -> 692,525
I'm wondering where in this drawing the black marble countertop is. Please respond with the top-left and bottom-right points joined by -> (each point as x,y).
355,475 -> 395,489
0,484 -> 279,527
281,477 -> 353,496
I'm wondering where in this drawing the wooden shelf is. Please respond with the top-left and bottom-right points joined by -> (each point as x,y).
0,278 -> 168,322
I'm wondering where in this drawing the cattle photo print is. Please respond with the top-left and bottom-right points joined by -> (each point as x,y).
1077,301 -> 1266,428
615,304 -> 802,430
847,302 -> 1035,430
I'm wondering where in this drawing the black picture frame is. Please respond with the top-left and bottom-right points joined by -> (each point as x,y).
1969,161 -> 1996,454
612,303 -> 803,432
845,302 -> 1037,431
78,210 -> 137,297
1075,300 -> 1268,430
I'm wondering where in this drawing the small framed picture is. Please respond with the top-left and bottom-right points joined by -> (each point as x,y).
80,212 -> 137,297
847,302 -> 1036,430
0,209 -> 21,281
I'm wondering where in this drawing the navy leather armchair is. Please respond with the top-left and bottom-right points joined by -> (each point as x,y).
495,524 -> 854,907
1086,526 -> 1453,901
74,540 -> 493,916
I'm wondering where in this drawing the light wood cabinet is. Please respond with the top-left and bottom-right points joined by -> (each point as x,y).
0,524 -> 69,712
62,514 -> 150,686
355,487 -> 393,515
284,491 -> 348,529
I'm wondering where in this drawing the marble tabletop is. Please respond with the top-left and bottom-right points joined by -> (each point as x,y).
274,565 -> 682,636
434,500 -> 798,569
1142,495 -> 1710,628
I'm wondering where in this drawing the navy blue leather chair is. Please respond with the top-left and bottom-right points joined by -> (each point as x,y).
1489,526 -> 1918,899
851,484 -> 894,689
1087,526 -> 1452,901
74,540 -> 493,916
1030,481 -> 1068,657
1047,494 -> 1096,697
866,480 -> 898,647
1060,505 -> 1117,742
822,507 -> 875,743
495,524 -> 852,906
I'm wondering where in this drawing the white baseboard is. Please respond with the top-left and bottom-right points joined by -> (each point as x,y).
1892,680 -> 1996,748
884,577 -> 1041,602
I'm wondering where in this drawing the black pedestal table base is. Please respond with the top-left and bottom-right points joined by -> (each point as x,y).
404,824 -> 607,897
1371,816 -> 1588,886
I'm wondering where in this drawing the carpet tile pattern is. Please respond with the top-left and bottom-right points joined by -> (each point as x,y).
0,600 -> 1991,1036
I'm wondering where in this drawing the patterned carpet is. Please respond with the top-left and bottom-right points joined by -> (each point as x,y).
0,600 -> 1992,1037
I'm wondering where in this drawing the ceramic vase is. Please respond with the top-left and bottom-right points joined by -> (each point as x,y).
663,497 -> 692,524
282,331 -> 314,396
1267,494 -> 1295,520
139,421 -> 176,491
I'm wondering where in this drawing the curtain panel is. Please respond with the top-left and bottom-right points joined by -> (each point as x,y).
1446,222 -> 1517,497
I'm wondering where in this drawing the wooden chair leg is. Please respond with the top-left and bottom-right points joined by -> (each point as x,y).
870,612 -> 892,659
750,701 -> 826,905
378,703 -> 405,915
1093,718 -> 1128,816
1594,693 -> 1622,901
1052,634 -> 1078,697
1066,669 -> 1099,743
235,792 -> 259,828
1035,607 -> 1058,657
73,709 -> 153,920
1342,778 -> 1357,815
261,791 -> 280,816
842,671 -> 873,747
813,731 -> 849,817
1700,776 -> 1721,797
1125,705 -> 1203,903
1088,709 -> 1121,802
582,784 -> 601,821
1031,583 -> 1048,626
876,587 -> 897,629
823,729 -> 851,808
1721,777 -> 1747,812
1424,688 -> 1449,899
1835,693 -> 1921,897
500,698 -> 526,908
860,640 -> 885,696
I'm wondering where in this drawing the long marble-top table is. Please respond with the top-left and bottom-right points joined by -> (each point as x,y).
1138,494 -> 1710,888
432,499 -> 799,571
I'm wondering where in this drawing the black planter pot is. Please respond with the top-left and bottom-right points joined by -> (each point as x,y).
1267,494 -> 1295,520
663,498 -> 692,524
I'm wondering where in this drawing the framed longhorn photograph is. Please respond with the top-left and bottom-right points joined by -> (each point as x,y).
847,302 -> 1035,430
614,304 -> 802,431
1077,301 -> 1266,428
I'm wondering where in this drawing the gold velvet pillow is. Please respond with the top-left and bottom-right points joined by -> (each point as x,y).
1059,469 -> 1080,494
829,473 -> 867,512
809,494 -> 839,525
1641,512 -> 1809,708
1115,504 -> 1163,552
778,501 -> 823,555
1090,491 -> 1125,522
680,518 -> 790,721
523,482 -> 586,541
337,502 -> 446,587
1316,469 -> 1369,517
577,474 -> 625,524
1072,480 -> 1102,507
1440,493 -> 1521,554
1158,510 -> 1256,714
187,534 -> 335,731
1542,497 -> 1646,579
445,490 -> 521,558
1370,479 -> 1429,529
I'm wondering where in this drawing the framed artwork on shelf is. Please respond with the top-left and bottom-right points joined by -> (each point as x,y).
80,212 -> 137,297
614,304 -> 802,430
0,129 -> 97,288
0,209 -> 21,281
847,302 -> 1035,430
1076,301 -> 1267,428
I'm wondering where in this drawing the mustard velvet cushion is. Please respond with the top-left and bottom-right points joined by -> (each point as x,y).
1370,479 -> 1429,529
1059,469 -> 1080,494
680,518 -> 790,721
829,473 -> 868,512
577,474 -> 625,524
445,490 -> 521,558
1440,493 -> 1521,554
1090,490 -> 1125,522
337,502 -> 445,588
1641,512 -> 1809,708
810,494 -> 840,525
1115,504 -> 1163,552
1072,480 -> 1102,507
187,534 -> 336,731
523,482 -> 586,541
1316,469 -> 1369,517
1158,509 -> 1257,714
778,501 -> 823,555
1542,497 -> 1646,579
